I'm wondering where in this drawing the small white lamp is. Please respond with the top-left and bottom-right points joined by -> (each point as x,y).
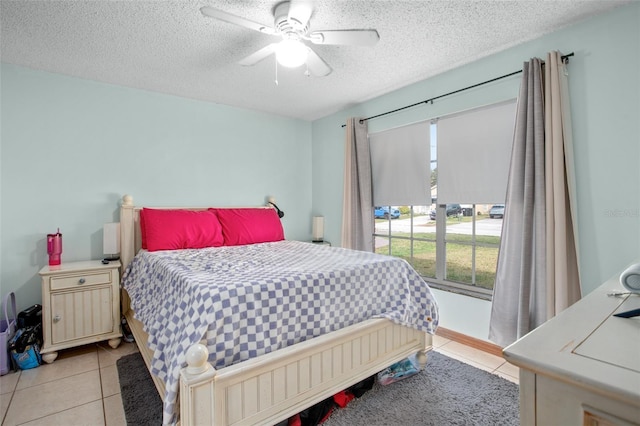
103,222 -> 121,261
312,216 -> 324,243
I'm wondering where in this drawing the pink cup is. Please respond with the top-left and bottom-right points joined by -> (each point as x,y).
47,230 -> 62,266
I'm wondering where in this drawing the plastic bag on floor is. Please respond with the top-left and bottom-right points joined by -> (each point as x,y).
378,354 -> 419,385
9,325 -> 42,370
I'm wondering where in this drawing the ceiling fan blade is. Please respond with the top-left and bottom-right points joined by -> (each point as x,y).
309,29 -> 380,46
306,49 -> 332,77
287,1 -> 313,30
238,43 -> 278,66
200,6 -> 275,35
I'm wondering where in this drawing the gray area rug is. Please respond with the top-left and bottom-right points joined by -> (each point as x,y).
117,350 -> 519,425
116,352 -> 162,425
324,351 -> 519,426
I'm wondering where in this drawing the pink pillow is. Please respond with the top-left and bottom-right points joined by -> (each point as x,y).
141,208 -> 224,252
211,208 -> 284,246
139,210 -> 147,249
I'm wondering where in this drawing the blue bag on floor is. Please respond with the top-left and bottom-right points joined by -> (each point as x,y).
9,325 -> 42,370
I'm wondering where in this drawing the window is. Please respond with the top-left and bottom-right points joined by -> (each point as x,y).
372,101 -> 515,299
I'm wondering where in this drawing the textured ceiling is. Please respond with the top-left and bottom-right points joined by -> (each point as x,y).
0,0 -> 629,121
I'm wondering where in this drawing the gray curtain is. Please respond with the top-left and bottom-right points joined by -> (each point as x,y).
341,117 -> 374,251
489,52 -> 581,348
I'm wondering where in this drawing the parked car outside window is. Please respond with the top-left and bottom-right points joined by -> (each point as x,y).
374,206 -> 401,219
446,204 -> 462,216
429,204 -> 462,220
489,204 -> 505,218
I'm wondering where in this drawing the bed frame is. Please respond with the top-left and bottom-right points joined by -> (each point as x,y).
119,194 -> 432,425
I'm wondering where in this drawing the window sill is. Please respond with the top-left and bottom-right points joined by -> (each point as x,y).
426,280 -> 493,301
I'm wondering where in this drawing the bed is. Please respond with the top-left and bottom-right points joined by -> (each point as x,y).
118,195 -> 439,425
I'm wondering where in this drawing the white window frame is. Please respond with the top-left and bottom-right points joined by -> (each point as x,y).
372,98 -> 515,299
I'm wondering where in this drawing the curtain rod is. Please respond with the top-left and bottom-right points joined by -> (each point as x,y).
341,52 -> 574,128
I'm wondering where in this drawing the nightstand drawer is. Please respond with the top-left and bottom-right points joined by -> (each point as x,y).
50,271 -> 112,291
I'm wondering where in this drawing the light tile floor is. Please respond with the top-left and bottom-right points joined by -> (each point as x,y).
0,335 -> 518,425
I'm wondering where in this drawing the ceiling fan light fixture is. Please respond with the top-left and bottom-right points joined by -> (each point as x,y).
276,39 -> 308,68
201,2 -> 378,76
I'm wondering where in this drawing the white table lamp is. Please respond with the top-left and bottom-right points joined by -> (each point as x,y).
103,222 -> 121,261
312,216 -> 324,243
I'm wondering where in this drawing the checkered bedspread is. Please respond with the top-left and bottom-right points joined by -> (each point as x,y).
122,240 -> 439,425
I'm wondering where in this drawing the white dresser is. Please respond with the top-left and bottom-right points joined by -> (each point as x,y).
503,266 -> 640,425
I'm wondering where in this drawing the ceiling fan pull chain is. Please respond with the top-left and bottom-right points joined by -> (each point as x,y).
275,57 -> 279,86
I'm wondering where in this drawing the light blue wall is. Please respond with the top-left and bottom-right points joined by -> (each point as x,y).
1,4 -> 638,342
1,65 -> 312,311
312,3 -> 640,340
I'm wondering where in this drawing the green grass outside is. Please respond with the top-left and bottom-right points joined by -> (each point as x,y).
375,225 -> 500,290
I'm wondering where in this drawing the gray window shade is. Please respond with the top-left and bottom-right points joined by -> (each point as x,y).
369,121 -> 431,206
437,100 -> 516,204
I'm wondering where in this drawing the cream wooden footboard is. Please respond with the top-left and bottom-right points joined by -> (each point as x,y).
179,318 -> 429,425
119,195 -> 432,426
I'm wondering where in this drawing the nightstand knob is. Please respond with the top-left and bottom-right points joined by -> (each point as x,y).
78,278 -> 86,284
53,315 -> 61,323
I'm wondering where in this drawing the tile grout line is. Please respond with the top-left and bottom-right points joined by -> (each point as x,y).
96,343 -> 110,426
435,346 -> 514,379
3,345 -> 105,425
1,390 -> 16,425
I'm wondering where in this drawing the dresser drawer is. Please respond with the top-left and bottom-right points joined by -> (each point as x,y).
50,271 -> 113,291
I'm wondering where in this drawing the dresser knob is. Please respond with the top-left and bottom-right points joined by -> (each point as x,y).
53,315 -> 61,323
78,278 -> 86,284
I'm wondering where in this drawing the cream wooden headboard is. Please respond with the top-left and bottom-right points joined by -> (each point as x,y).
118,194 -> 276,271
119,194 -> 140,271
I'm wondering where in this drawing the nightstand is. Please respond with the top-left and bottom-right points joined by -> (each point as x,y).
38,260 -> 122,363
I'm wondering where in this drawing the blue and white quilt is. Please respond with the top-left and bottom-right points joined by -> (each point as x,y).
122,240 -> 439,425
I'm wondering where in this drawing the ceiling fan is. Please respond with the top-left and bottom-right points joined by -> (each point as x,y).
200,1 -> 380,77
